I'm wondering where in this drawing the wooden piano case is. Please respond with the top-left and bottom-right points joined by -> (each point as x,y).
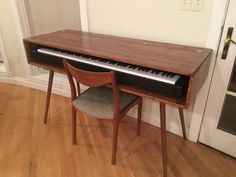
23,30 -> 212,109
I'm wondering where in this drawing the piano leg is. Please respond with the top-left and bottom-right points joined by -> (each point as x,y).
160,102 -> 167,177
43,70 -> 54,123
178,108 -> 186,139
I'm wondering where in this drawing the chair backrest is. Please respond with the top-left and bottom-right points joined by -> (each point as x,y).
63,59 -> 120,113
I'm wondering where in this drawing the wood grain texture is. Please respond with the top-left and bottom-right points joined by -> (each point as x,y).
0,83 -> 235,177
185,52 -> 212,108
23,30 -> 212,108
24,29 -> 212,75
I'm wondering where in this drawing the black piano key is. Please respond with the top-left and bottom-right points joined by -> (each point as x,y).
151,70 -> 156,74
129,65 -> 136,69
103,60 -> 109,63
138,67 -> 146,71
109,61 -> 116,64
143,68 -> 151,72
165,73 -> 170,77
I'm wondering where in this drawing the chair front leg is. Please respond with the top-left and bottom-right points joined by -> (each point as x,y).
111,116 -> 120,164
72,106 -> 77,144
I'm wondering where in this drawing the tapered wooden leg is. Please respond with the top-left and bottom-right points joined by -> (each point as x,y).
43,70 -> 54,124
76,81 -> 80,96
111,119 -> 119,164
72,107 -> 77,145
137,98 -> 143,136
160,103 -> 167,177
178,108 -> 186,140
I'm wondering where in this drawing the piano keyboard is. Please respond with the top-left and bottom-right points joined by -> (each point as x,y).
37,48 -> 181,85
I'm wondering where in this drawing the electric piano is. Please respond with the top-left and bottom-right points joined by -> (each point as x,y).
23,29 -> 212,177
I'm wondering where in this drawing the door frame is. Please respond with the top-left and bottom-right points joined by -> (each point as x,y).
189,0 -> 230,142
12,0 -> 88,96
15,0 -> 89,78
78,0 -> 89,32
0,31 -> 11,77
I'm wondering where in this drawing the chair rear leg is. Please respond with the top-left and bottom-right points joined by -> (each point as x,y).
111,119 -> 119,164
72,106 -> 77,144
137,98 -> 143,136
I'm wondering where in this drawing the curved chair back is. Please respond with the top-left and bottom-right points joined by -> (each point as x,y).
63,59 -> 120,113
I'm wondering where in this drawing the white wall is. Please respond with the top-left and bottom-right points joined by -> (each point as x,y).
86,0 -> 215,136
87,0 -> 214,46
24,0 -> 81,35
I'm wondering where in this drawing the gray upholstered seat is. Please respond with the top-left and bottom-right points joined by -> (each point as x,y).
72,86 -> 137,119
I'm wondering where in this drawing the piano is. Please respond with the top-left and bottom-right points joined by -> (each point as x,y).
23,29 -> 212,177
23,30 -> 212,108
33,47 -> 188,98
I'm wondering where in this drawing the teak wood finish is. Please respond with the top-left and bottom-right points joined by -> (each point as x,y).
23,29 -> 212,108
63,60 -> 142,164
23,30 -> 212,177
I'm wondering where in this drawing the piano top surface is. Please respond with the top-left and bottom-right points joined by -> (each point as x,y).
24,29 -> 212,76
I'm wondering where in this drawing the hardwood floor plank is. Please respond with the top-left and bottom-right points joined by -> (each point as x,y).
0,83 -> 235,177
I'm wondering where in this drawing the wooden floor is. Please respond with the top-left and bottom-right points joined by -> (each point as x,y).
0,83 -> 235,177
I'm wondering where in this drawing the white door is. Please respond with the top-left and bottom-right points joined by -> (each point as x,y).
199,0 -> 236,157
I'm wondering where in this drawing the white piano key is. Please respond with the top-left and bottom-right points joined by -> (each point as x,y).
37,48 -> 181,85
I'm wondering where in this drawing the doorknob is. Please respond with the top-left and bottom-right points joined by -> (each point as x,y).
224,37 -> 236,45
222,27 -> 236,59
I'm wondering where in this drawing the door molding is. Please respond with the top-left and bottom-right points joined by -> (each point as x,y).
14,0 -> 31,37
78,0 -> 89,32
189,0 -> 230,142
0,31 -> 11,76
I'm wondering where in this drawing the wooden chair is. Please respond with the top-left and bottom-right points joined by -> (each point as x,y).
63,60 -> 143,164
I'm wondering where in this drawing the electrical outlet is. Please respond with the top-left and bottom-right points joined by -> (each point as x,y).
181,0 -> 204,11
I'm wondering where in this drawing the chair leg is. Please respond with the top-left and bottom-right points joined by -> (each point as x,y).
72,107 -> 77,144
111,119 -> 119,164
178,108 -> 186,140
76,81 -> 80,96
137,98 -> 143,136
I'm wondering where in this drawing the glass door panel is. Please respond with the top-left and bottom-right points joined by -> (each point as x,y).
217,58 -> 236,135
217,94 -> 236,135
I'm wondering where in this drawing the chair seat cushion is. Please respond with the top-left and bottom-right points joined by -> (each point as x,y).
72,86 -> 137,119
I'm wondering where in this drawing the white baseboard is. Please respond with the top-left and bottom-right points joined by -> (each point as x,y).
0,75 -> 70,97
0,75 -> 186,139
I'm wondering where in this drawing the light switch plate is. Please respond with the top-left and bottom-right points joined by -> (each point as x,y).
181,0 -> 204,11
